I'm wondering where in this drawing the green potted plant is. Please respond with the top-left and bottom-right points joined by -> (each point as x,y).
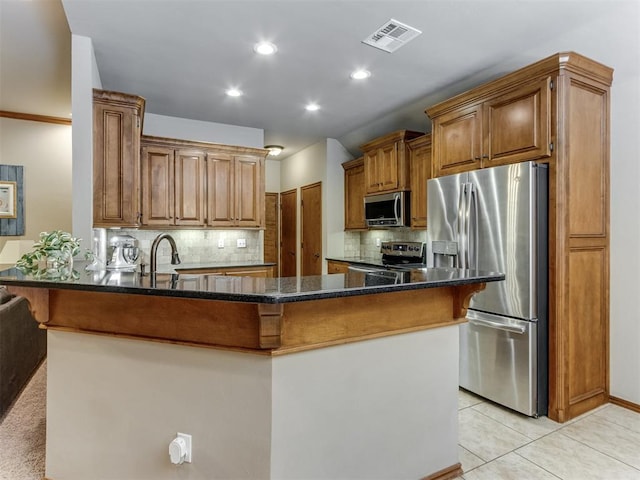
16,230 -> 86,279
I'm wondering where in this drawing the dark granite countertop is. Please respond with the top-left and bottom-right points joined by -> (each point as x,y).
0,261 -> 503,304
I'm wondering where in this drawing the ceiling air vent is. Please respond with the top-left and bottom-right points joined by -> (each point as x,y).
362,19 -> 422,53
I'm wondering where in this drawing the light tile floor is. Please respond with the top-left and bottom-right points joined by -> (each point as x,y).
457,389 -> 640,479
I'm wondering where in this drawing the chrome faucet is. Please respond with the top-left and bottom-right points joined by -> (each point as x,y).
150,233 -> 181,275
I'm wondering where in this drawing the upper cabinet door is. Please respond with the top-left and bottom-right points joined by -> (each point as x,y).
234,155 -> 264,228
431,104 -> 482,177
408,134 -> 432,229
343,157 -> 366,230
483,76 -> 552,168
206,152 -> 235,227
93,90 -> 145,227
175,149 -> 206,226
377,143 -> 400,192
207,153 -> 264,228
141,146 -> 174,226
362,130 -> 420,194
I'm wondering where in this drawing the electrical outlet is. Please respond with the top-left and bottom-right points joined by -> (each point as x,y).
237,238 -> 246,248
375,238 -> 381,247
218,238 -> 225,248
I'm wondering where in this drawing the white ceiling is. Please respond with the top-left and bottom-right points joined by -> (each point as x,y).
1,0 -> 638,159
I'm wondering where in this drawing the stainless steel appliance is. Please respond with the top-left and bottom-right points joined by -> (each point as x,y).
364,192 -> 409,227
346,241 -> 425,285
380,241 -> 425,267
426,161 -> 548,417
107,234 -> 139,270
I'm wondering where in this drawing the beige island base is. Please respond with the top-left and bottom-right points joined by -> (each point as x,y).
10,276 -> 489,480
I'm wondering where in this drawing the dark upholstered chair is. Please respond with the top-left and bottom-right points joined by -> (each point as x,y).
0,287 -> 46,419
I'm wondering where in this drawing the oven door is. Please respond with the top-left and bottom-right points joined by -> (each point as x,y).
347,265 -> 407,285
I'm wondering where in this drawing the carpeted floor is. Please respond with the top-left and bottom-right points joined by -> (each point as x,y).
0,360 -> 46,480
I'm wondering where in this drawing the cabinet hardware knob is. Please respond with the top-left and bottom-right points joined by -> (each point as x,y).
474,157 -> 480,161
482,154 -> 489,159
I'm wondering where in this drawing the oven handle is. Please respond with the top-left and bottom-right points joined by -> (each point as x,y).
347,265 -> 385,274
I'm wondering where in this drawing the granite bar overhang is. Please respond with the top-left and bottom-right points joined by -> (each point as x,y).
0,261 -> 503,304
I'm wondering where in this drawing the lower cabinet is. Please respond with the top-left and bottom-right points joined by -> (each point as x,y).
178,265 -> 275,278
327,260 -> 350,274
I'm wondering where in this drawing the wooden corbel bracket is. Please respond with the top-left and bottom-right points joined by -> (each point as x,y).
258,303 -> 283,349
453,283 -> 486,319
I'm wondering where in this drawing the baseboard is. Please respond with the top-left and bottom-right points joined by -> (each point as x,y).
609,395 -> 640,414
422,462 -> 463,480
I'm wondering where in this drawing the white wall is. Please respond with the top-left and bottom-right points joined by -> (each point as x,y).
279,139 -> 349,274
143,113 -> 263,148
265,159 -> 281,193
516,2 -> 640,407
0,118 -> 72,250
46,325 -> 459,480
280,141 -> 327,276
271,326 -> 459,479
70,34 -> 100,251
609,73 -> 640,404
325,139 -> 352,257
46,331 -> 273,479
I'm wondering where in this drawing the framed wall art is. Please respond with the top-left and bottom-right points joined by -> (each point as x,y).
0,165 -> 25,236
0,181 -> 17,218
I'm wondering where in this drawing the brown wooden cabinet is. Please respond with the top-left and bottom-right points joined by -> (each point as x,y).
361,130 -> 422,194
429,77 -> 552,177
342,157 -> 366,230
427,52 -> 613,422
141,140 -> 206,227
407,134 -> 432,229
327,260 -> 350,274
140,136 -> 266,229
178,265 -> 275,277
93,89 -> 145,227
206,152 -> 264,228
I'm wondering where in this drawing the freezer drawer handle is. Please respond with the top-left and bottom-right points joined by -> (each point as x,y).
469,317 -> 527,334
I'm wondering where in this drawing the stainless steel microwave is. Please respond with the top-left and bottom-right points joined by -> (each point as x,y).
364,191 -> 410,227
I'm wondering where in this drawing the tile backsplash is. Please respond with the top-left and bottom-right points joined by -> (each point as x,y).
345,229 -> 427,259
107,229 -> 262,266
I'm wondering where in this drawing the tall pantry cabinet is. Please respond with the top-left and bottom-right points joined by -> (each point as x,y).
427,52 -> 613,422
93,89 -> 145,227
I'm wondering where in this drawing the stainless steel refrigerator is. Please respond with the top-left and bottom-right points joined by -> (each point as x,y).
426,161 -> 548,417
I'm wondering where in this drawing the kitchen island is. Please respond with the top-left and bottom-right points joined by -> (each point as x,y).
0,264 -> 502,480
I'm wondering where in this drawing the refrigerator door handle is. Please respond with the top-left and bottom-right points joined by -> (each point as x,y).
468,317 -> 527,335
457,184 -> 467,268
468,182 -> 478,271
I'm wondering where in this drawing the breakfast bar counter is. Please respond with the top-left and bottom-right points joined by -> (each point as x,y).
0,264 -> 502,480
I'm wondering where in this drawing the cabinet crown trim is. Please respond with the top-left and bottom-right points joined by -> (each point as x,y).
360,130 -> 423,151
141,135 -> 269,157
426,51 -> 613,119
342,157 -> 364,169
93,89 -> 146,112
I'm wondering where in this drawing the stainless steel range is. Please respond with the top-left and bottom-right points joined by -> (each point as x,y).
346,241 -> 426,286
380,241 -> 426,268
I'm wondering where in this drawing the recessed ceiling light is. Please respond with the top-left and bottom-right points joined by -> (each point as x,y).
265,145 -> 284,156
350,69 -> 371,80
254,42 -> 277,55
305,103 -> 320,112
226,88 -> 243,97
